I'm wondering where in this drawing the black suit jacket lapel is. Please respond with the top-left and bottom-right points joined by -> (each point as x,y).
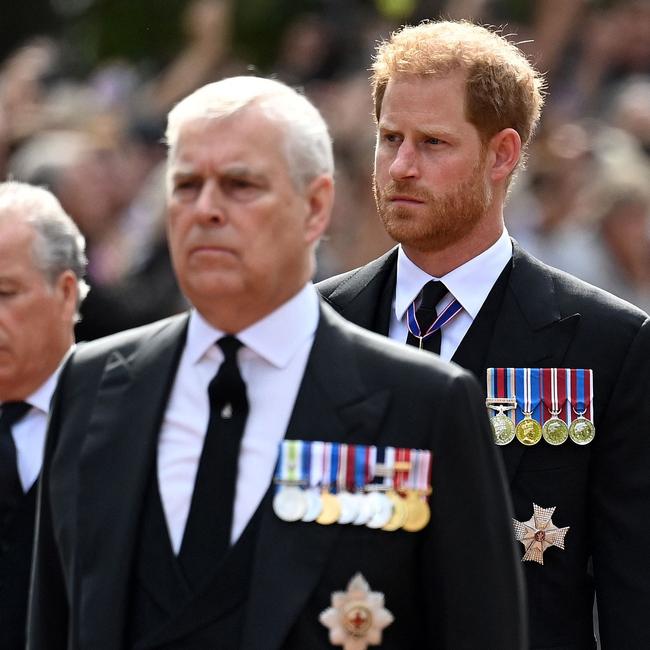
240,304 -> 391,650
323,247 -> 397,335
76,315 -> 188,647
482,243 -> 580,481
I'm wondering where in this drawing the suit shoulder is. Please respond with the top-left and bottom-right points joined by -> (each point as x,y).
513,247 -> 649,336
537,257 -> 648,324
72,313 -> 188,368
322,303 -> 473,386
317,266 -> 371,300
317,248 -> 398,303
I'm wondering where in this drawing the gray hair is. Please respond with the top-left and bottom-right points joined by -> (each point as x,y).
0,181 -> 89,315
165,76 -> 334,190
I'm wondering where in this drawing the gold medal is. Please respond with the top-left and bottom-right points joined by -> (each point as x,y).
402,490 -> 431,532
490,410 -> 516,446
382,491 -> 407,531
316,491 -> 341,525
542,416 -> 569,445
515,413 -> 542,446
568,415 -> 595,445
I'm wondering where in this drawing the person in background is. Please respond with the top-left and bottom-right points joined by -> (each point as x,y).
318,20 -> 650,649
0,181 -> 86,649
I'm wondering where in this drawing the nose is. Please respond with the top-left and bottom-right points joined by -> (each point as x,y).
389,141 -> 419,181
195,179 -> 225,224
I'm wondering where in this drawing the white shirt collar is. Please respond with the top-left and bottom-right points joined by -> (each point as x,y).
186,283 -> 320,369
395,229 -> 512,321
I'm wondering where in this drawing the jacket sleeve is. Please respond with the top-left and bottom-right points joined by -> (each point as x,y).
423,369 -> 527,649
591,317 -> 650,647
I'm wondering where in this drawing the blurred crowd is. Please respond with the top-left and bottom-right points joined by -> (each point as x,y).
1,0 -> 649,342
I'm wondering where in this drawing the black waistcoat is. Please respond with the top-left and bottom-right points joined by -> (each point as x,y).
0,482 -> 38,650
126,467 -> 263,650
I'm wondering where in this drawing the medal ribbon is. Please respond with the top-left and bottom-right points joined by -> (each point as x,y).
336,443 -> 347,493
570,368 -> 593,422
487,368 -> 517,424
515,368 -> 541,423
310,441 -> 324,489
406,296 -> 463,342
541,368 -> 568,423
274,439 -> 302,491
394,447 -> 411,493
328,442 -> 340,494
418,450 -> 432,495
384,447 -> 395,490
354,444 -> 367,493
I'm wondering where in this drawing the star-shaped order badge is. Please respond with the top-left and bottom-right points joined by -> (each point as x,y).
513,503 -> 570,565
319,573 -> 394,650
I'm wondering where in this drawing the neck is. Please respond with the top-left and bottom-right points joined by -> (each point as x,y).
196,282 -> 308,334
403,217 -> 504,278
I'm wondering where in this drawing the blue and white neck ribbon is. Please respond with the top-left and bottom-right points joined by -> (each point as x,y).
406,295 -> 463,343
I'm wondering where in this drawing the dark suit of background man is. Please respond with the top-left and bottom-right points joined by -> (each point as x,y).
28,76 -> 526,649
0,181 -> 87,649
318,20 -> 650,650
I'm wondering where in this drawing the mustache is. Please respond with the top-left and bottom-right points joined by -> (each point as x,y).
375,180 -> 433,202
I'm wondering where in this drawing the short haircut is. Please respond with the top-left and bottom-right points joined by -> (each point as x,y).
0,181 -> 89,311
372,20 -> 545,152
165,76 -> 334,190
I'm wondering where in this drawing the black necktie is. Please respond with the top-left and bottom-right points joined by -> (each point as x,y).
179,336 -> 248,589
405,280 -> 449,354
0,401 -> 31,516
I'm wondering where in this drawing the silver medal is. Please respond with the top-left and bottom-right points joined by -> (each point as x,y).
352,492 -> 375,526
337,491 -> 361,524
366,492 -> 394,529
301,488 -> 323,522
273,486 -> 307,522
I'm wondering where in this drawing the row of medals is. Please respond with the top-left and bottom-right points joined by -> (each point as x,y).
489,403 -> 596,447
273,483 -> 431,532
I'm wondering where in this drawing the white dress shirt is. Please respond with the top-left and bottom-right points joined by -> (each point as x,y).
389,230 -> 513,360
2,353 -> 70,492
158,282 -> 320,553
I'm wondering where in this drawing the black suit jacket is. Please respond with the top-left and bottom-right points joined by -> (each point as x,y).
318,243 -> 650,650
28,301 -> 525,649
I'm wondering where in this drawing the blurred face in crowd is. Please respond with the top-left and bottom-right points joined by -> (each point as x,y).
0,216 -> 77,400
167,105 -> 332,331
374,70 -> 494,254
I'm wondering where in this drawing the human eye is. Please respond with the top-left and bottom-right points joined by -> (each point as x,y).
380,130 -> 401,145
172,176 -> 202,197
424,136 -> 443,145
223,175 -> 264,200
0,285 -> 18,298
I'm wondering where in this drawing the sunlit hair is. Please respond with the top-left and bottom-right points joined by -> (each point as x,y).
0,181 -> 89,317
165,76 -> 334,190
372,20 -> 545,154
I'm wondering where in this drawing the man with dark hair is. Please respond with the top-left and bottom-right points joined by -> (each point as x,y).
319,20 -> 650,649
28,76 -> 525,649
0,181 -> 86,649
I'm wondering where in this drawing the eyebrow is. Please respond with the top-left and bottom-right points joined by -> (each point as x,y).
379,122 -> 457,138
170,163 -> 264,181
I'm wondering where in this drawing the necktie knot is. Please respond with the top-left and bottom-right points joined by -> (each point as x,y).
209,336 -> 247,416
217,335 -> 243,362
419,280 -> 448,311
0,401 -> 31,429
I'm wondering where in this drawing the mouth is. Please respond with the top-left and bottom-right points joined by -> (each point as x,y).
189,245 -> 236,257
388,195 -> 425,205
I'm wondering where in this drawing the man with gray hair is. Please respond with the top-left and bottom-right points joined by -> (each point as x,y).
0,181 -> 86,650
28,76 -> 524,649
